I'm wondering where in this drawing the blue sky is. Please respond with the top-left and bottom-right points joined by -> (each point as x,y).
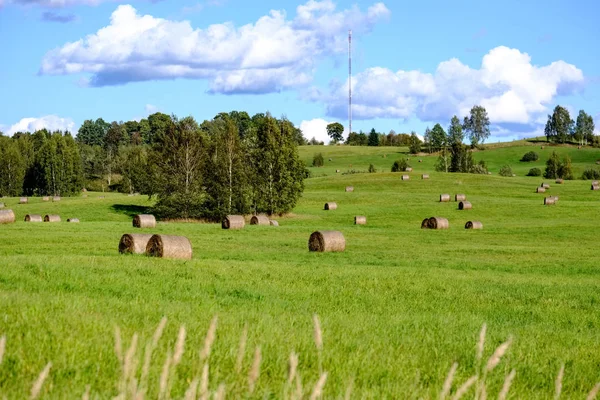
0,0 -> 598,143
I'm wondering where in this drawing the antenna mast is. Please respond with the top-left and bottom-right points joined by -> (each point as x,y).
348,29 -> 352,137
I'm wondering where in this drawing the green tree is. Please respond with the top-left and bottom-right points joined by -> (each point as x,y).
463,105 -> 490,147
76,118 -> 109,147
545,106 -> 573,143
368,128 -> 379,146
430,123 -> 446,152
558,155 -> 573,180
326,122 -> 344,144
575,110 -> 595,145
0,137 -> 26,196
147,112 -> 173,145
409,131 -> 421,154
312,153 -> 324,167
391,159 -> 409,172
544,151 -> 561,179
423,127 -> 432,153
117,145 -> 150,194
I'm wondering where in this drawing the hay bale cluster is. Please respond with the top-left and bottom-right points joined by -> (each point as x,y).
308,231 -> 345,252
222,215 -> 245,229
0,209 -> 15,224
133,214 -> 156,228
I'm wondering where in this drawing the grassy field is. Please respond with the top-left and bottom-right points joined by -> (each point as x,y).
1,144 -> 600,398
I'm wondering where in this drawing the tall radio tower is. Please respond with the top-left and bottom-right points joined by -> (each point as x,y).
348,29 -> 352,136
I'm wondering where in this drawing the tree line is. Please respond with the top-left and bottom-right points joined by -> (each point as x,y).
0,111 -> 307,220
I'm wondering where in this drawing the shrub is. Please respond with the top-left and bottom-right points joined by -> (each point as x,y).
520,151 -> 539,162
527,167 -> 542,177
499,165 -> 513,177
391,159 -> 410,172
312,153 -> 324,167
581,168 -> 600,180
368,163 -> 377,173
470,160 -> 489,175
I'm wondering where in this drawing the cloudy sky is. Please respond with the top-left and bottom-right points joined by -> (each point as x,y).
0,0 -> 598,143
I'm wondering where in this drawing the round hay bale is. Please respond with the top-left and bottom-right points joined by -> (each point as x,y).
354,216 -> 366,225
0,202 -> 4,208
440,194 -> 450,202
269,220 -> 279,227
421,218 -> 430,229
119,233 -> 153,254
82,188 -> 87,192
133,214 -> 156,228
67,218 -> 80,223
418,159 -> 423,163
536,187 -> 546,193
335,169 -> 340,173
541,146 -> 545,149
592,180 -> 599,186
405,167 -> 413,172
24,214 -> 42,222
308,231 -> 345,252
544,197 -> 555,205
550,196 -> 559,202
324,202 -> 337,210
146,234 -> 193,260
345,186 -> 354,192
458,201 -> 472,210
455,194 -> 466,202
422,174 -> 429,179
42,196 -> 50,201
250,215 -> 270,225
44,214 -> 61,222
555,179 -> 564,184
591,184 -> 600,191
222,215 -> 245,229
19,197 -> 28,204
465,221 -> 483,229
401,175 -> 410,180
541,183 -> 550,189
428,217 -> 449,230
0,209 -> 15,224
53,196 -> 61,202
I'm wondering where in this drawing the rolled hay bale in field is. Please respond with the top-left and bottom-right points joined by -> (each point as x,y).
345,186 -> 354,192
440,194 -> 450,202
0,209 -> 15,224
465,221 -> 483,230
541,183 -> 550,189
592,180 -> 599,186
418,159 -> 423,163
308,230 -> 345,252
119,233 -> 153,254
146,234 -> 193,260
0,203 -> 4,208
544,197 -> 556,205
550,196 -> 559,202
269,220 -> 279,227
422,174 -> 429,179
24,214 -> 42,222
42,196 -> 50,202
428,217 -> 449,230
222,215 -> 245,229
324,202 -> 337,210
250,215 -> 270,225
555,179 -> 564,184
133,214 -> 156,228
19,197 -> 28,204
455,194 -> 466,202
44,214 -> 61,222
401,175 -> 410,181
458,201 -> 472,210
354,216 -> 367,225
53,196 -> 61,202
536,187 -> 546,193
67,218 -> 80,223
421,218 -> 430,229
405,167 -> 413,172
335,169 -> 340,173
591,184 -> 600,191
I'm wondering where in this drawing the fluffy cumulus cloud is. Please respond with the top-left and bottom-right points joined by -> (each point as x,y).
4,115 -> 75,135
322,46 -> 584,131
39,1 -> 389,93
299,118 -> 347,144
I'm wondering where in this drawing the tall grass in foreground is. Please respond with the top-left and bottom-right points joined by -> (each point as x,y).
1,317 -> 599,399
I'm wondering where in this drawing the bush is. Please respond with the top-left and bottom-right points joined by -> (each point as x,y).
581,168 -> 600,180
527,167 -> 542,177
499,165 -> 513,177
368,163 -> 377,173
470,160 -> 489,175
391,159 -> 410,172
312,153 -> 324,167
520,151 -> 539,162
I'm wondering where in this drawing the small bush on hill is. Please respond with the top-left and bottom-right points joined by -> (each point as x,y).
368,163 -> 377,173
520,151 -> 539,162
470,160 -> 489,174
581,168 -> 600,180
527,168 -> 542,176
499,165 -> 513,177
391,159 -> 410,172
312,153 -> 324,167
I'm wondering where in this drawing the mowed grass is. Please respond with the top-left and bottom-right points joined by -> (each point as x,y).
0,145 -> 600,398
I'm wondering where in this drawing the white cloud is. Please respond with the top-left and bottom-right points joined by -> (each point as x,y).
4,0 -> 156,8
39,1 -> 389,93
300,118 -> 347,144
321,46 -> 585,129
5,115 -> 75,135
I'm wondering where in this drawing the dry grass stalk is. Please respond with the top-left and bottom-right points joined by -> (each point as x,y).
183,378 -> 198,400
30,362 -> 52,400
309,372 -> 328,400
200,316 -> 218,362
439,362 -> 458,400
139,318 -> 168,395
214,383 -> 226,400
498,369 -> 516,400
450,375 -> 477,400
313,315 -> 323,351
248,346 -> 262,394
199,363 -> 209,400
485,337 -> 513,372
554,364 -> 564,400
235,324 -> 248,374
0,335 -> 5,365
158,350 -> 172,400
344,378 -> 354,400
288,352 -> 299,384
587,383 -> 600,400
173,326 -> 186,366
114,327 -> 124,365
121,332 -> 139,395
81,384 -> 90,400
292,373 -> 303,400
479,383 -> 487,400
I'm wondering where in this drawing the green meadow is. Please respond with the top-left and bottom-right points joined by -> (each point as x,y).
1,143 -> 600,398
